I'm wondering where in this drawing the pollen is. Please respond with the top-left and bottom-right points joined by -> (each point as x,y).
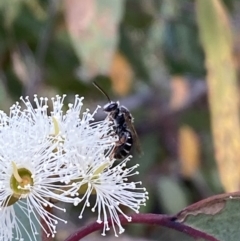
19,175 -> 32,188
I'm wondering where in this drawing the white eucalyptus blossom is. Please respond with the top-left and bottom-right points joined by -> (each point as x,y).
20,95 -> 116,165
0,94 -> 148,239
0,108 -> 81,240
0,95 -> 101,240
22,95 -> 148,237
70,153 -> 148,237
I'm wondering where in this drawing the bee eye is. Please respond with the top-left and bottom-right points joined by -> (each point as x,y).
104,102 -> 118,112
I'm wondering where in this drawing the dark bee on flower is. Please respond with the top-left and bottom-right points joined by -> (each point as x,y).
93,81 -> 141,159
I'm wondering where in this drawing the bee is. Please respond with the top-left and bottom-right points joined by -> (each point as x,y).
93,81 -> 141,159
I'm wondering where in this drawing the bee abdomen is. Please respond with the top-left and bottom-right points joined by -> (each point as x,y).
113,131 -> 133,159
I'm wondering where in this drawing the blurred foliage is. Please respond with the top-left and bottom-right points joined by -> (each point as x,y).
197,0 -> 240,192
1,0 -> 240,240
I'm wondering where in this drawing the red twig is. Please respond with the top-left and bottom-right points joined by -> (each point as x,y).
64,213 -> 220,241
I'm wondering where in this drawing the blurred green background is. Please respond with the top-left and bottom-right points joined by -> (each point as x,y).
1,0 -> 240,240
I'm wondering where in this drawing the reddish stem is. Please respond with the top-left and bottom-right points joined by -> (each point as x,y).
64,213 -> 220,241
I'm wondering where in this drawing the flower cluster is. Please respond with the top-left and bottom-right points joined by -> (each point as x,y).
0,95 -> 148,240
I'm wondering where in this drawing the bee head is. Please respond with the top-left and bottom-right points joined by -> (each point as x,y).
103,101 -> 119,113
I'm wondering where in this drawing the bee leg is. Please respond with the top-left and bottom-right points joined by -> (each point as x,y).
110,146 -> 118,159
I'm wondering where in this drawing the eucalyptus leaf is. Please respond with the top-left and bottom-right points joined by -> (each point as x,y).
13,201 -> 41,241
176,192 -> 240,241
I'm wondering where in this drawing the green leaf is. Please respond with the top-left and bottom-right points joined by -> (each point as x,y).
175,192 -> 240,241
14,201 -> 41,241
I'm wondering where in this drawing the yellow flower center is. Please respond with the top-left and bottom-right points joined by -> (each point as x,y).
10,162 -> 33,198
77,163 -> 110,195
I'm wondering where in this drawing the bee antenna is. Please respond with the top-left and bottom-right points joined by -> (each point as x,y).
93,81 -> 111,102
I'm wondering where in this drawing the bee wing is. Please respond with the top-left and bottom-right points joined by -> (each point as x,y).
121,107 -> 143,156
